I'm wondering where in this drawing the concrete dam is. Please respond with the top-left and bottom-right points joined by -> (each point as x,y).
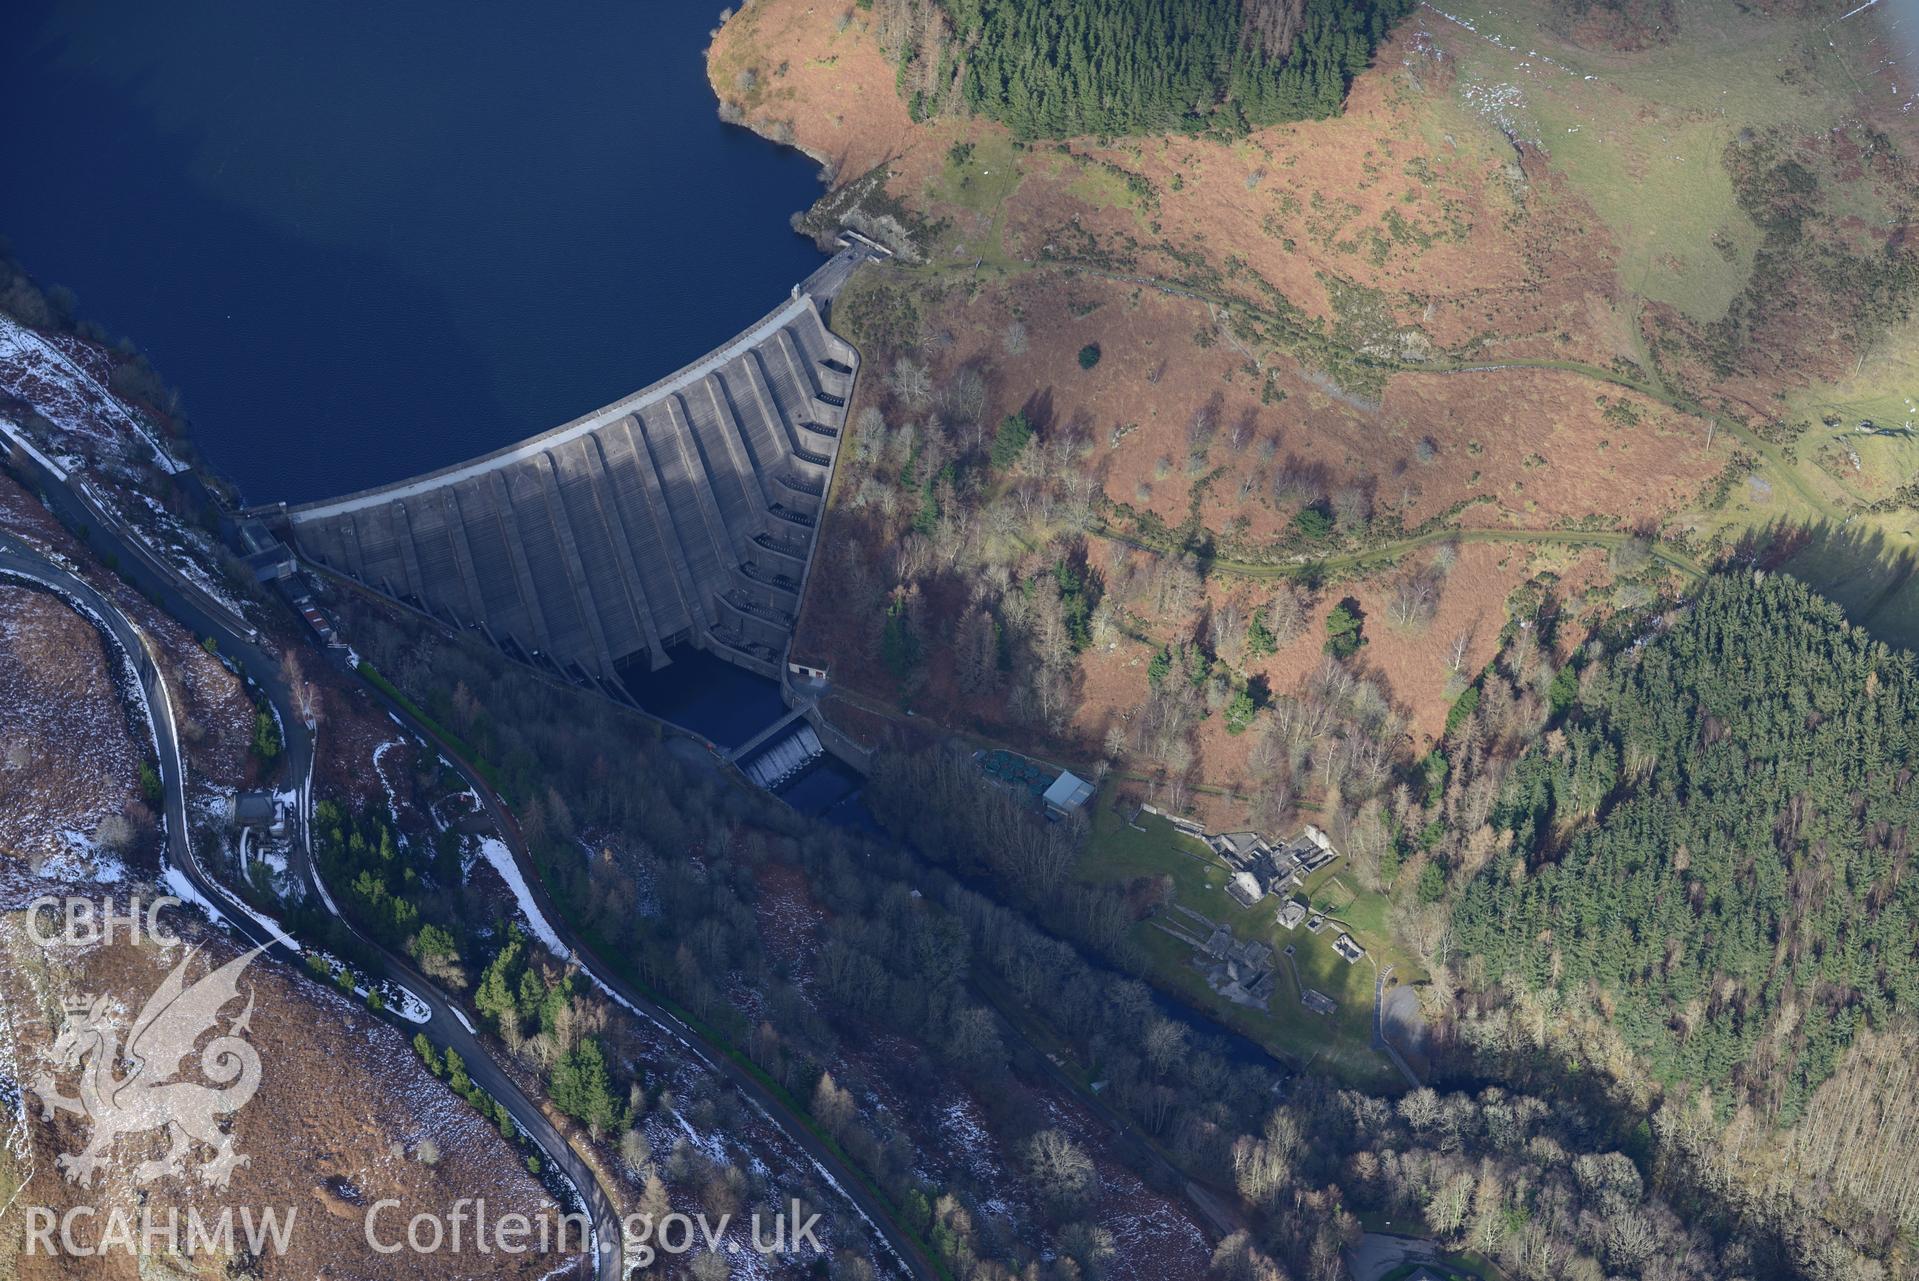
273,259 -> 863,699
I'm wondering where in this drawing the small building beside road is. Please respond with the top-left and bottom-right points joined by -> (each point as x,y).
232,790 -> 290,838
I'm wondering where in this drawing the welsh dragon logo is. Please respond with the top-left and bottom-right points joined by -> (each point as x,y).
29,943 -> 267,1189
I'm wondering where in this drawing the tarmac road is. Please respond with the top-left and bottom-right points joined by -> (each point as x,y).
1372,964 -> 1421,1090
0,528 -> 623,1279
5,439 -> 930,1278
368,685 -> 940,1281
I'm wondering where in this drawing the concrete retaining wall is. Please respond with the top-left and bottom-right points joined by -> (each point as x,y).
279,289 -> 857,693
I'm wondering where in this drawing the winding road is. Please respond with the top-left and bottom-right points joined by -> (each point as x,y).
6,438 -> 936,1278
0,518 -> 622,1277
367,686 -> 940,1281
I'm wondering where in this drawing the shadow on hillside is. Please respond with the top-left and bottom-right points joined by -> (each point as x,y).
1732,517 -> 1919,653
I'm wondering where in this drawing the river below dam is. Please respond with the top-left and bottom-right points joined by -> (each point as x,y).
0,0 -> 827,505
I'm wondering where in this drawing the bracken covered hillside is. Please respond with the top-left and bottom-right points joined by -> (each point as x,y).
713,0 -> 1919,797
0,905 -> 577,1280
0,583 -> 144,875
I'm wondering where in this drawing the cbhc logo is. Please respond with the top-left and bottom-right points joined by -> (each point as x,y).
26,896 -> 184,948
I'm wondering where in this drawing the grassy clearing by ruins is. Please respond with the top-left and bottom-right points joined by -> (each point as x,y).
1429,0 -> 1885,323
924,132 -> 1026,276
929,132 -> 1024,214
1791,314 -> 1919,431
1421,0 -> 1919,644
1786,317 -> 1919,505
1074,799 -> 1414,1090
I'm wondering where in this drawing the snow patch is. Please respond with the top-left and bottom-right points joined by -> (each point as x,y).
0,313 -> 186,472
162,864 -> 303,954
305,946 -> 432,1024
33,839 -> 127,886
371,739 -> 408,841
475,838 -> 571,960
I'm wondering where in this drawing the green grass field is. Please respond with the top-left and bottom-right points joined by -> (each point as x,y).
1076,796 -> 1420,1089
1039,148 -> 1159,233
1422,0 -> 1919,657
1430,0 -> 1875,324
929,133 -> 1024,214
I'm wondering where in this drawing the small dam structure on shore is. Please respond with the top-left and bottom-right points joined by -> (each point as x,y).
740,720 -> 825,791
264,250 -> 869,699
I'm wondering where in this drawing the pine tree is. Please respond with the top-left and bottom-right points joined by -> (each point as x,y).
921,0 -> 1412,139
1455,573 -> 1919,1123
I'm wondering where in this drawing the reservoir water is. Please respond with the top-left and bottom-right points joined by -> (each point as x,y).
2,0 -> 870,815
0,0 -> 828,505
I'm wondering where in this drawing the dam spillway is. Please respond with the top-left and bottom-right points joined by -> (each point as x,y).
274,264 -> 862,694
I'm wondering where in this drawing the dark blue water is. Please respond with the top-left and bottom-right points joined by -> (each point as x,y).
620,644 -> 788,749
779,755 -> 869,821
0,0 -> 826,504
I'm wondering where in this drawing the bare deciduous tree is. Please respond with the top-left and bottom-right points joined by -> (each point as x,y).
1446,624 -> 1476,675
888,356 -> 933,408
282,651 -> 320,728
1211,596 -> 1247,665
1024,1128 -> 1099,1215
1188,394 -> 1222,451
944,365 -> 991,450
852,404 -> 887,463
1333,483 -> 1372,534
812,1071 -> 856,1138
1268,586 -> 1309,646
94,813 -> 137,854
1161,739 -> 1196,812
1209,1231 -> 1287,1281
1230,408 -> 1258,452
954,607 -> 998,694
1387,565 -> 1442,629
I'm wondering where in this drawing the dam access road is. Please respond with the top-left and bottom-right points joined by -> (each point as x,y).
2,238 -> 940,1279
0,530 -> 622,1281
